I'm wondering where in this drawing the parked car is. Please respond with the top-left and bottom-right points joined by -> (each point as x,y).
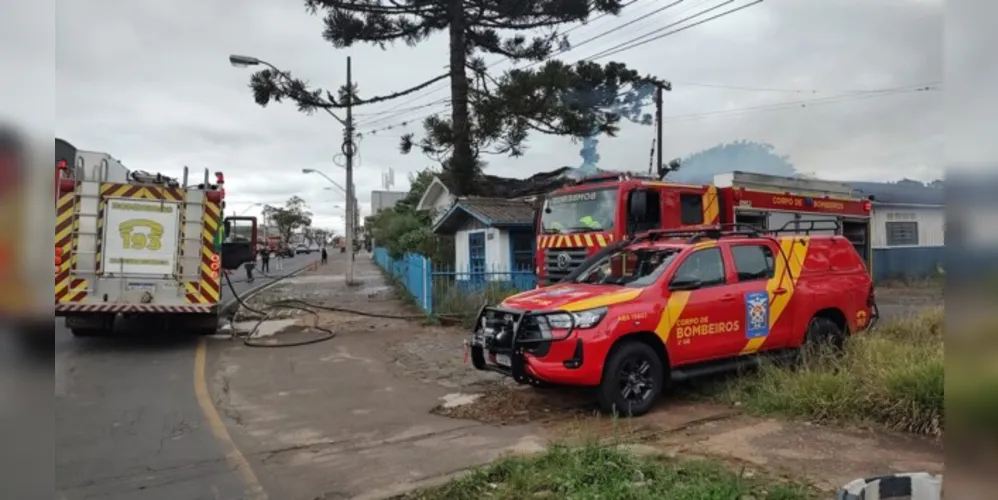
294,244 -> 310,255
468,224 -> 878,416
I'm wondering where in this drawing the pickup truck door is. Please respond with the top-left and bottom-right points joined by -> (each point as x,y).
721,240 -> 795,355
664,246 -> 741,364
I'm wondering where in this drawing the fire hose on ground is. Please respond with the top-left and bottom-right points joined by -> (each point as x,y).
221,266 -> 465,348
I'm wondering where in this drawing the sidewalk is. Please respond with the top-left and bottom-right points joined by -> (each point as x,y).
207,253 -> 541,500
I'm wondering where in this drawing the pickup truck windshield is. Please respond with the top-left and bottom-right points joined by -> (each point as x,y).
540,188 -> 618,234
574,248 -> 680,287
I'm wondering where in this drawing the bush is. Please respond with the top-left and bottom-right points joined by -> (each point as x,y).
716,308 -> 944,437
398,443 -> 815,500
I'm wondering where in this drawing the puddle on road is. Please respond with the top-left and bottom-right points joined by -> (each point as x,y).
439,392 -> 482,408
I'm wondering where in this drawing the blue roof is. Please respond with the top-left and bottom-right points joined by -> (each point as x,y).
848,180 -> 943,206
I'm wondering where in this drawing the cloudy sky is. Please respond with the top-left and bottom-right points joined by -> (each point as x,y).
52,0 -> 943,234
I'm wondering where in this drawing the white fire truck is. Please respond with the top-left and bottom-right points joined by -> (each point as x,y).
54,139 -> 258,336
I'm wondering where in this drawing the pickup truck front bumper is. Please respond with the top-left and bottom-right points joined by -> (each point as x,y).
468,305 -> 586,385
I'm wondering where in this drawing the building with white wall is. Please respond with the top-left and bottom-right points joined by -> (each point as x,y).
430,198 -> 536,289
850,181 -> 945,281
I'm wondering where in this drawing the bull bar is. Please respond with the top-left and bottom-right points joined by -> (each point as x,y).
468,305 -> 579,383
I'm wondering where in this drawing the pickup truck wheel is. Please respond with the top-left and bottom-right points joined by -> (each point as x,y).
597,341 -> 663,417
802,316 -> 844,358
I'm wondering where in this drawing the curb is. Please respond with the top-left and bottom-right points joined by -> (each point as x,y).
220,259 -> 320,316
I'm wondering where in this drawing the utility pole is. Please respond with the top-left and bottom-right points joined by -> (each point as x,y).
343,56 -> 357,285
654,85 -> 663,178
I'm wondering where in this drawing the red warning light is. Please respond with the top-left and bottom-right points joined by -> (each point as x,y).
55,256 -> 62,266
55,247 -> 63,256
210,254 -> 219,262
57,159 -> 68,170
210,262 -> 219,271
862,201 -> 872,212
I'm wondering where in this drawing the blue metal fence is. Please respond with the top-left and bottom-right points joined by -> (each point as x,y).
372,247 -> 537,315
373,248 -> 432,312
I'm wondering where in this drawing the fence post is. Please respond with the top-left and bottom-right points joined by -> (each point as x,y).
423,255 -> 432,315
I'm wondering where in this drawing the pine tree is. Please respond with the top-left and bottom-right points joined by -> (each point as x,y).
247,0 -> 663,195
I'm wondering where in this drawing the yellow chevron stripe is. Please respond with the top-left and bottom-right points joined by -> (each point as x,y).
654,291 -> 691,344
740,236 -> 810,354
595,234 -> 607,247
561,289 -> 643,312
702,185 -> 720,225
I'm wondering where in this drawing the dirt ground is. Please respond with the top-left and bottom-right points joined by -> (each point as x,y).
211,260 -> 945,498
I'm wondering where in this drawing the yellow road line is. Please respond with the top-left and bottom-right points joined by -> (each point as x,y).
194,338 -> 268,500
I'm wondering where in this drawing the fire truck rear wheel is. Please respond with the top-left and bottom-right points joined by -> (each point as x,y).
597,340 -> 664,417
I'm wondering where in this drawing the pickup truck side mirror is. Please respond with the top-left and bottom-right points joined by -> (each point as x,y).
220,216 -> 258,270
668,278 -> 702,291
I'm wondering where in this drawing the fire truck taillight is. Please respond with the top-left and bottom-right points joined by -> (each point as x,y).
862,201 -> 872,212
55,247 -> 63,266
57,159 -> 68,170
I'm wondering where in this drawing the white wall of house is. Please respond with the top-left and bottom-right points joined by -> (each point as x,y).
453,219 -> 512,280
870,205 -> 945,248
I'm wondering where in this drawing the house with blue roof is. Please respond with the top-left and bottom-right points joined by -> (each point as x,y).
848,180 -> 945,281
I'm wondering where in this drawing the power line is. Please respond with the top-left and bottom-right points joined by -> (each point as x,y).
363,83 -> 940,137
660,84 -> 941,123
358,1 -> 760,135
356,0 -> 645,127
579,0 -> 763,61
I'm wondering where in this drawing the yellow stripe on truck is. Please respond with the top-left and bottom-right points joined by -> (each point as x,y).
653,291 -> 691,344
560,289 -> 643,312
702,185 -> 720,225
740,236 -> 810,355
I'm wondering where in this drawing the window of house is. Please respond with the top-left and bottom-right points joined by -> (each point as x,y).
670,247 -> 726,287
730,244 -> 775,281
680,193 -> 703,225
510,232 -> 534,271
886,221 -> 919,246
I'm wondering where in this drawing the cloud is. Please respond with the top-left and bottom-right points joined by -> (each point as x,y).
50,0 -> 944,234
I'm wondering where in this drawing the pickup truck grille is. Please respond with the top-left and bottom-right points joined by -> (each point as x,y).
479,309 -> 546,347
543,247 -> 589,284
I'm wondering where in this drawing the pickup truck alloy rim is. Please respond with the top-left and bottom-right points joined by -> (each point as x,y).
619,358 -> 654,402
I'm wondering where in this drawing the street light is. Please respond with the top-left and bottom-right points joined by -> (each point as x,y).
303,168 -> 359,257
238,202 -> 262,215
228,55 -> 261,67
230,53 -> 356,284
228,54 -> 346,126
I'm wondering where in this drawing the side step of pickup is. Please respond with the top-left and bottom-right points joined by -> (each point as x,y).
670,348 -> 799,382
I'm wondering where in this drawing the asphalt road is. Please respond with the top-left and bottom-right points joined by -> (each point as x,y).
55,253 -> 319,500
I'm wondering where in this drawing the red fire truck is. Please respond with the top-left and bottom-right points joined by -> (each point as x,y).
535,170 -> 873,285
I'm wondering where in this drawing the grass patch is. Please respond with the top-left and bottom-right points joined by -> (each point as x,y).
433,279 -> 524,328
711,308 -> 944,437
397,443 -> 816,500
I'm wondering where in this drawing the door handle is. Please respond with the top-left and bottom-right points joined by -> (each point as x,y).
720,294 -> 736,302
772,288 -> 787,295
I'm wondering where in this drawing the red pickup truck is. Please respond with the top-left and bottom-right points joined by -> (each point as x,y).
469,223 -> 878,416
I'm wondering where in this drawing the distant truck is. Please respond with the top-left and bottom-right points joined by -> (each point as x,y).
54,139 -> 258,337
534,170 -> 874,285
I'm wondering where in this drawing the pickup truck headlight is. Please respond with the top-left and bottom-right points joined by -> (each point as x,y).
545,307 -> 608,330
